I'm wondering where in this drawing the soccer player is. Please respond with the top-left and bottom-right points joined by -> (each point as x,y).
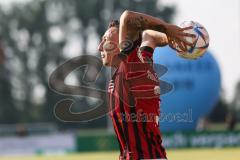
98,10 -> 194,160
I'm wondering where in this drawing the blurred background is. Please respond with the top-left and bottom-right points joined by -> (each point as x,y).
0,0 -> 239,159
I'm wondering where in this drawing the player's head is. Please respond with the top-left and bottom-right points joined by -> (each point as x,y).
98,20 -> 120,67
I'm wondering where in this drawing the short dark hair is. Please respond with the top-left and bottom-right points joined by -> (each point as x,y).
108,20 -> 119,29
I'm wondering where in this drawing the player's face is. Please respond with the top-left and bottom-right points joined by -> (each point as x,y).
98,27 -> 120,66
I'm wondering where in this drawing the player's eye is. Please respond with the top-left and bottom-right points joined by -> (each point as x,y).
102,36 -> 107,41
103,41 -> 117,52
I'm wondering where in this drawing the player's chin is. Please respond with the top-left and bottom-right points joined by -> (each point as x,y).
102,60 -> 110,66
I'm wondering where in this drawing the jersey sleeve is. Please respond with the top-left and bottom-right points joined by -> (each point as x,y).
137,46 -> 154,63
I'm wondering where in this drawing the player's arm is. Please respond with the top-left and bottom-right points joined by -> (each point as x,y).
141,29 -> 168,49
137,30 -> 168,63
119,10 -> 194,56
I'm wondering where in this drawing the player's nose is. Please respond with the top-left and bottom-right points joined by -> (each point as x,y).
98,41 -> 104,52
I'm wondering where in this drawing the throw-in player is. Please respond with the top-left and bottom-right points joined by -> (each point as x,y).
98,10 -> 195,160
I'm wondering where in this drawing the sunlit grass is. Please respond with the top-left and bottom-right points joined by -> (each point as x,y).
0,147 -> 239,160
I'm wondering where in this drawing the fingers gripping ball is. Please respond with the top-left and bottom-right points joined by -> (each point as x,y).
176,21 -> 210,60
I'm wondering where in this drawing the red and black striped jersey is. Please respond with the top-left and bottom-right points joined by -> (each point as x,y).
108,45 -> 167,160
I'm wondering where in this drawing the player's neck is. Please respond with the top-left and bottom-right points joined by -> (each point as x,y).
111,56 -> 121,68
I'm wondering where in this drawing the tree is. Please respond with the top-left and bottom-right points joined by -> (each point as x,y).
0,0 -> 175,128
207,95 -> 228,122
231,81 -> 240,119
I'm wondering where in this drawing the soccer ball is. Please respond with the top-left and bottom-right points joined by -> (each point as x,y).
176,21 -> 209,60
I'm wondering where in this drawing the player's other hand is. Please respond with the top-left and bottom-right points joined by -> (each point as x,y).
165,24 -> 196,52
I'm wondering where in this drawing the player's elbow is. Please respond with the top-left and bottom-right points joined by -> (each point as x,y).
142,30 -> 154,43
141,30 -> 156,49
120,10 -> 133,24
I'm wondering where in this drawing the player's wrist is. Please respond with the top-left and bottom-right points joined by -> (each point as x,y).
164,23 -> 174,34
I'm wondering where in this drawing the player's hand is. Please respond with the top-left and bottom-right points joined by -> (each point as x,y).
165,24 -> 196,52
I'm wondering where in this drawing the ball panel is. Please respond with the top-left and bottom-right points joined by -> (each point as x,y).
176,21 -> 209,60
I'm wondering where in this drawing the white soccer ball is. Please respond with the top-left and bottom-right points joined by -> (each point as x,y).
176,21 -> 210,60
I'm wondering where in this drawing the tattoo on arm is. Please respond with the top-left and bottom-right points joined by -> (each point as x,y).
126,16 -> 149,31
125,15 -> 166,41
119,11 -> 168,54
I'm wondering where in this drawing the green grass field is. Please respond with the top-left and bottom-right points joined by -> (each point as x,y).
0,148 -> 239,160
